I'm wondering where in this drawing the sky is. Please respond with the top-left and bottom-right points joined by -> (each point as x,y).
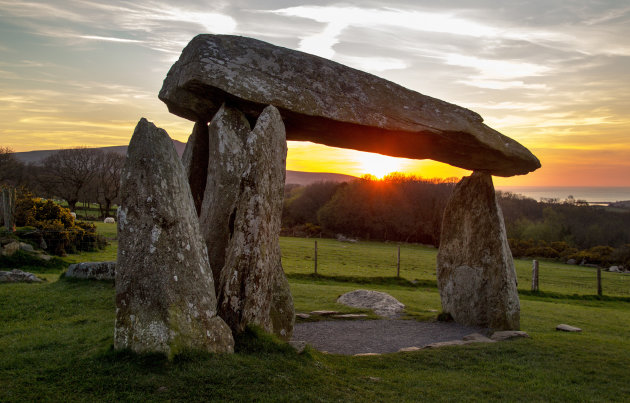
1,1 -> 629,187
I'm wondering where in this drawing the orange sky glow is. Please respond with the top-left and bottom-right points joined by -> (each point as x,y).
1,1 -> 629,187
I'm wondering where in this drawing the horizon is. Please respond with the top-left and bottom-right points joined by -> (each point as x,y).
1,1 -> 629,186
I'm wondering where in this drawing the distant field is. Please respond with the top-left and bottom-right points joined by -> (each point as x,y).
76,223 -> 629,298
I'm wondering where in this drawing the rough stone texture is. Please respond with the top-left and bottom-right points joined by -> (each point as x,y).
0,269 -> 42,283
463,333 -> 496,343
66,261 -> 116,280
181,121 -> 210,215
115,118 -> 233,357
310,310 -> 340,316
336,289 -> 405,318
437,172 -> 520,330
398,346 -> 421,352
104,217 -> 115,223
1,241 -> 19,256
159,35 -> 540,177
490,330 -> 530,341
423,340 -> 467,349
191,105 -> 293,340
556,324 -> 582,332
19,242 -> 34,252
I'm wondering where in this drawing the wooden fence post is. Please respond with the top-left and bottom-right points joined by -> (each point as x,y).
531,260 -> 539,292
314,240 -> 318,275
397,245 -> 401,278
597,267 -> 602,296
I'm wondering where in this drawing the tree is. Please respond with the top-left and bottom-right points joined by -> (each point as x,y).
94,152 -> 125,218
0,146 -> 24,187
38,148 -> 103,211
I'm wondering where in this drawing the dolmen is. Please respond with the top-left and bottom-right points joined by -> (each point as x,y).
115,34 -> 540,357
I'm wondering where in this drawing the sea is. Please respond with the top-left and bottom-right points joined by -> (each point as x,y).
495,186 -> 630,205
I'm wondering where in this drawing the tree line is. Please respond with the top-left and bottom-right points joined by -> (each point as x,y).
283,174 -> 457,246
1,146 -> 124,218
283,174 -> 630,266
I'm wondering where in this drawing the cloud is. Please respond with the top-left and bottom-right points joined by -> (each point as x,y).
78,35 -> 144,44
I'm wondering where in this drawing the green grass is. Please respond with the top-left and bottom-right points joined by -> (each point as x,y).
282,236 -> 630,298
2,228 -> 630,401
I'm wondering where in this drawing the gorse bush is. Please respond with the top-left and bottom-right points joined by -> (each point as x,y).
13,189 -> 106,256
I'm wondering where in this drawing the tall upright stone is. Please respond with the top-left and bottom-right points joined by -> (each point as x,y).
190,104 -> 294,340
182,121 -> 210,215
437,172 -> 520,330
218,105 -> 293,338
115,118 -> 234,357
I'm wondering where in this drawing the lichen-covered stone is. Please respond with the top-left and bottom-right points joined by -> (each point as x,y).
336,289 -> 405,318
115,118 -> 233,357
437,172 -> 520,330
212,105 -> 293,339
159,34 -> 540,177
0,269 -> 42,283
182,121 -> 210,215
66,261 -> 115,280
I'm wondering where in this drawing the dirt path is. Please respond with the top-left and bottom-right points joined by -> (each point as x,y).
292,320 -> 487,355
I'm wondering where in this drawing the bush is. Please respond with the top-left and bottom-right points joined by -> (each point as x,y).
13,191 -> 106,256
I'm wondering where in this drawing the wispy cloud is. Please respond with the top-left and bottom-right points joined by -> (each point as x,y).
78,35 -> 144,44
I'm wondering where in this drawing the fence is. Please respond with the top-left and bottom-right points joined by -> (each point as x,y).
280,237 -> 629,298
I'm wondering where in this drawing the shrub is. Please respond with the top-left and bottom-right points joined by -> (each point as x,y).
13,192 -> 106,256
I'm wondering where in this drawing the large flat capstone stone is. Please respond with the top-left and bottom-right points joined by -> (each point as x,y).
159,34 -> 540,177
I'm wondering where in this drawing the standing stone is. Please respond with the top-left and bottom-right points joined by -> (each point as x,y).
182,121 -> 210,215
199,105 -> 251,286
192,104 -> 294,339
437,172 -> 520,330
115,118 -> 233,357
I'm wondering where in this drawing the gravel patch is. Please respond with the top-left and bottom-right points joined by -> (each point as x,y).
292,319 -> 488,355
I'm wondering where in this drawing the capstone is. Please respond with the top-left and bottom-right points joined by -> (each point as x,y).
159,35 -> 540,177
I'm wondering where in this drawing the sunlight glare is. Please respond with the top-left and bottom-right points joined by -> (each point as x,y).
358,152 -> 406,179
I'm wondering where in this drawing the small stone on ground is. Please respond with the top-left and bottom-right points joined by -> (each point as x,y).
310,310 -> 339,316
556,324 -> 582,332
295,313 -> 311,319
0,269 -> 42,283
490,330 -> 530,341
336,290 -> 405,318
463,333 -> 496,343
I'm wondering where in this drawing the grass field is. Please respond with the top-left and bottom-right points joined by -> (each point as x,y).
2,223 -> 629,401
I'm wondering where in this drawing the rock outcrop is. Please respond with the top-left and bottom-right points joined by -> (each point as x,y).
437,172 -> 520,330
115,118 -> 233,357
66,261 -> 116,280
0,269 -> 42,283
159,34 -> 540,177
336,290 -> 405,318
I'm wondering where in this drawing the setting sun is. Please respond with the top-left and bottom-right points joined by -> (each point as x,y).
357,152 -> 406,179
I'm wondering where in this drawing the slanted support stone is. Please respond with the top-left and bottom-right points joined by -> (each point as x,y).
115,118 -> 234,357
437,172 -> 520,330
185,104 -> 294,340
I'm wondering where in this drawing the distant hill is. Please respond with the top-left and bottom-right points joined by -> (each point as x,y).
12,142 -> 357,185
285,170 -> 356,185
13,141 -> 187,164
